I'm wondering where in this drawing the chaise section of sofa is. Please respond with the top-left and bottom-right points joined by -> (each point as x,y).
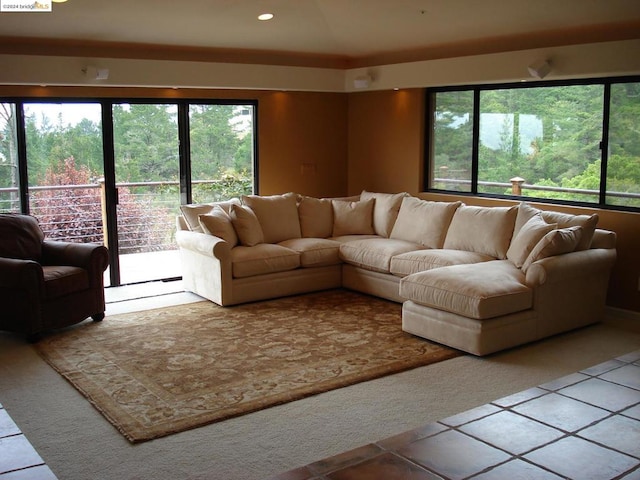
175,191 -> 617,356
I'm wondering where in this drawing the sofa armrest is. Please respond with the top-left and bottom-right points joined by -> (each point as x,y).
175,230 -> 231,259
0,257 -> 44,289
525,248 -> 616,287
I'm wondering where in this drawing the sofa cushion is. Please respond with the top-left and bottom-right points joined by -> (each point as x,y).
279,238 -> 342,267
231,244 -> 300,278
242,192 -> 301,243
540,210 -> 597,251
339,238 -> 425,274
444,205 -> 517,259
513,202 -> 598,251
332,199 -> 375,237
43,265 -> 89,299
521,226 -> 583,273
229,204 -> 264,247
400,260 -> 532,320
298,196 -> 333,238
506,213 -> 556,268
180,199 -> 240,233
198,206 -> 239,247
360,191 -> 407,237
390,249 -> 493,277
0,214 -> 44,261
390,197 -> 462,248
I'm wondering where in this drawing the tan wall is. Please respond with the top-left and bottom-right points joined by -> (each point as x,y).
347,89 -> 640,313
347,89 -> 425,194
0,86 -> 349,198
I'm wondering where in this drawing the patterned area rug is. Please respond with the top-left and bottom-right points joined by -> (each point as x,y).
36,289 -> 460,443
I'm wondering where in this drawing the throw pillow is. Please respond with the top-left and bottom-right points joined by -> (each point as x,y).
521,226 -> 583,273
506,213 -> 557,268
180,203 -> 215,233
331,198 -> 375,237
443,205 -> 518,259
390,196 -> 462,248
298,196 -> 333,238
540,210 -> 598,251
512,202 -> 542,238
360,191 -> 408,237
180,199 -> 240,233
229,204 -> 264,246
198,206 -> 238,247
242,192 -> 301,243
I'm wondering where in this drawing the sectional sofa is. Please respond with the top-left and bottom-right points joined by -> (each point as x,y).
175,191 -> 617,355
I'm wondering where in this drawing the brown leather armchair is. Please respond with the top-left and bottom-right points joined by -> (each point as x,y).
0,214 -> 109,341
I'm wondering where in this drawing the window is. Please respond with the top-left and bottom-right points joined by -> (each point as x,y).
426,77 -> 640,210
0,97 -> 258,286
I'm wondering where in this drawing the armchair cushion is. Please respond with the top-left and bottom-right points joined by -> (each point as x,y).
0,214 -> 44,261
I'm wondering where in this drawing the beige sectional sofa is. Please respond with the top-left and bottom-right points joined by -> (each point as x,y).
175,191 -> 617,355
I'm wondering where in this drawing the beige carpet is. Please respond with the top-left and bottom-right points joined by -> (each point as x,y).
35,289 -> 459,443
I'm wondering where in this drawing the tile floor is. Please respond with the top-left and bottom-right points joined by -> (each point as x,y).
0,403 -> 57,479
269,349 -> 640,480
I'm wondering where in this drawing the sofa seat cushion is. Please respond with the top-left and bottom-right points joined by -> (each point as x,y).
43,265 -> 89,299
278,238 -> 342,267
390,249 -> 494,277
339,238 -> 425,274
231,244 -> 300,278
400,260 -> 532,320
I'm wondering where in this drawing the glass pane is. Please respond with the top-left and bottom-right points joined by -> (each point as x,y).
24,103 -> 105,242
112,103 -> 181,284
189,104 -> 255,203
607,82 -> 640,208
429,91 -> 474,192
0,103 -> 20,213
478,85 -> 603,201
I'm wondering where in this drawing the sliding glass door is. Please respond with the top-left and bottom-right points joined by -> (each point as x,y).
23,102 -> 107,246
112,103 -> 182,284
1,98 -> 258,287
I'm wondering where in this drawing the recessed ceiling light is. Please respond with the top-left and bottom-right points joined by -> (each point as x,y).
52,0 -> 68,3
258,13 -> 274,21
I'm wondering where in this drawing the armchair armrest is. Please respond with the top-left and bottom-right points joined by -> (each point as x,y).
175,230 -> 231,259
525,248 -> 616,287
0,257 -> 44,289
41,241 -> 109,273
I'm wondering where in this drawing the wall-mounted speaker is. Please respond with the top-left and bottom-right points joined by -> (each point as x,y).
353,75 -> 372,89
527,59 -> 551,79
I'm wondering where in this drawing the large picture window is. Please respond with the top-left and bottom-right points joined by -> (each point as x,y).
426,77 -> 640,210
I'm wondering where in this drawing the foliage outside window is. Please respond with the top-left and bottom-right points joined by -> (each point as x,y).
427,77 -> 640,210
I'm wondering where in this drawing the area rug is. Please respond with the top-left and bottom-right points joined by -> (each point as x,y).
35,289 -> 460,443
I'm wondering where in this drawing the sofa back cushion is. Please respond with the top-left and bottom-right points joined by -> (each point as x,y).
331,199 -> 375,237
360,191 -> 407,237
444,205 -> 517,259
298,196 -> 333,238
390,197 -> 462,248
242,193 -> 301,243
229,204 -> 264,246
198,206 -> 239,247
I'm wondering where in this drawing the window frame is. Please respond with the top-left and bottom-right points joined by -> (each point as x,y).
424,75 -> 640,212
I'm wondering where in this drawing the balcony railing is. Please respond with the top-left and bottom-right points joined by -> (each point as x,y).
0,178 -> 251,253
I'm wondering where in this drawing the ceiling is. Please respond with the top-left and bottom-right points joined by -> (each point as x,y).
1,0 -> 639,68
